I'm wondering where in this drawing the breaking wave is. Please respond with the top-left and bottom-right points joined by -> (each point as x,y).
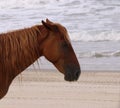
79,50 -> 120,58
70,31 -> 120,42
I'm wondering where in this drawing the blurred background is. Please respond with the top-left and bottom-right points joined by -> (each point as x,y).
0,0 -> 120,71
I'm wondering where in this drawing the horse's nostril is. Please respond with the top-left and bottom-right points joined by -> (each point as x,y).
75,70 -> 80,78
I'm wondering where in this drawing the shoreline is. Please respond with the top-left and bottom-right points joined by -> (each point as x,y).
26,68 -> 120,73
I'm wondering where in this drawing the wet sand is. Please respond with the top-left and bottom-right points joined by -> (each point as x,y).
1,70 -> 120,108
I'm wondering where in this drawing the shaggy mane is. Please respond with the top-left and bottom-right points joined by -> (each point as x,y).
0,25 -> 44,83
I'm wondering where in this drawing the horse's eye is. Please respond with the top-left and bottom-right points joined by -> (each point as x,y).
62,42 -> 68,48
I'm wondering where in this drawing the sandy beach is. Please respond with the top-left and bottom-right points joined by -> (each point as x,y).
0,70 -> 120,108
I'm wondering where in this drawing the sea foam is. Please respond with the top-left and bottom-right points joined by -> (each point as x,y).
79,50 -> 120,58
70,31 -> 120,42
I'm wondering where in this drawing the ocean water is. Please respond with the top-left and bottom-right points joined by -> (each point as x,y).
0,0 -> 120,71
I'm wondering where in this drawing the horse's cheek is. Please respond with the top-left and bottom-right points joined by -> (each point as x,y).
43,43 -> 60,62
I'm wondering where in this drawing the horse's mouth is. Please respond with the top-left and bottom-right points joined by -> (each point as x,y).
64,76 -> 77,81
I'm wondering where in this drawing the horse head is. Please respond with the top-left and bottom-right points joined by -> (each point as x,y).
41,19 -> 81,81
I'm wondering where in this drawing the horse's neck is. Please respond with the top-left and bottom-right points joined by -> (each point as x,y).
0,25 -> 49,99
13,25 -> 48,76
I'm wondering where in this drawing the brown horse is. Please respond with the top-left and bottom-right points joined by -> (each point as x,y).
0,19 -> 80,99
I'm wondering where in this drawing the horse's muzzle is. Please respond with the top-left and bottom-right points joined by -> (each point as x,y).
64,64 -> 81,81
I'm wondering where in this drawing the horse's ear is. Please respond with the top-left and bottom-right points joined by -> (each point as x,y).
42,20 -> 58,32
42,20 -> 51,30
